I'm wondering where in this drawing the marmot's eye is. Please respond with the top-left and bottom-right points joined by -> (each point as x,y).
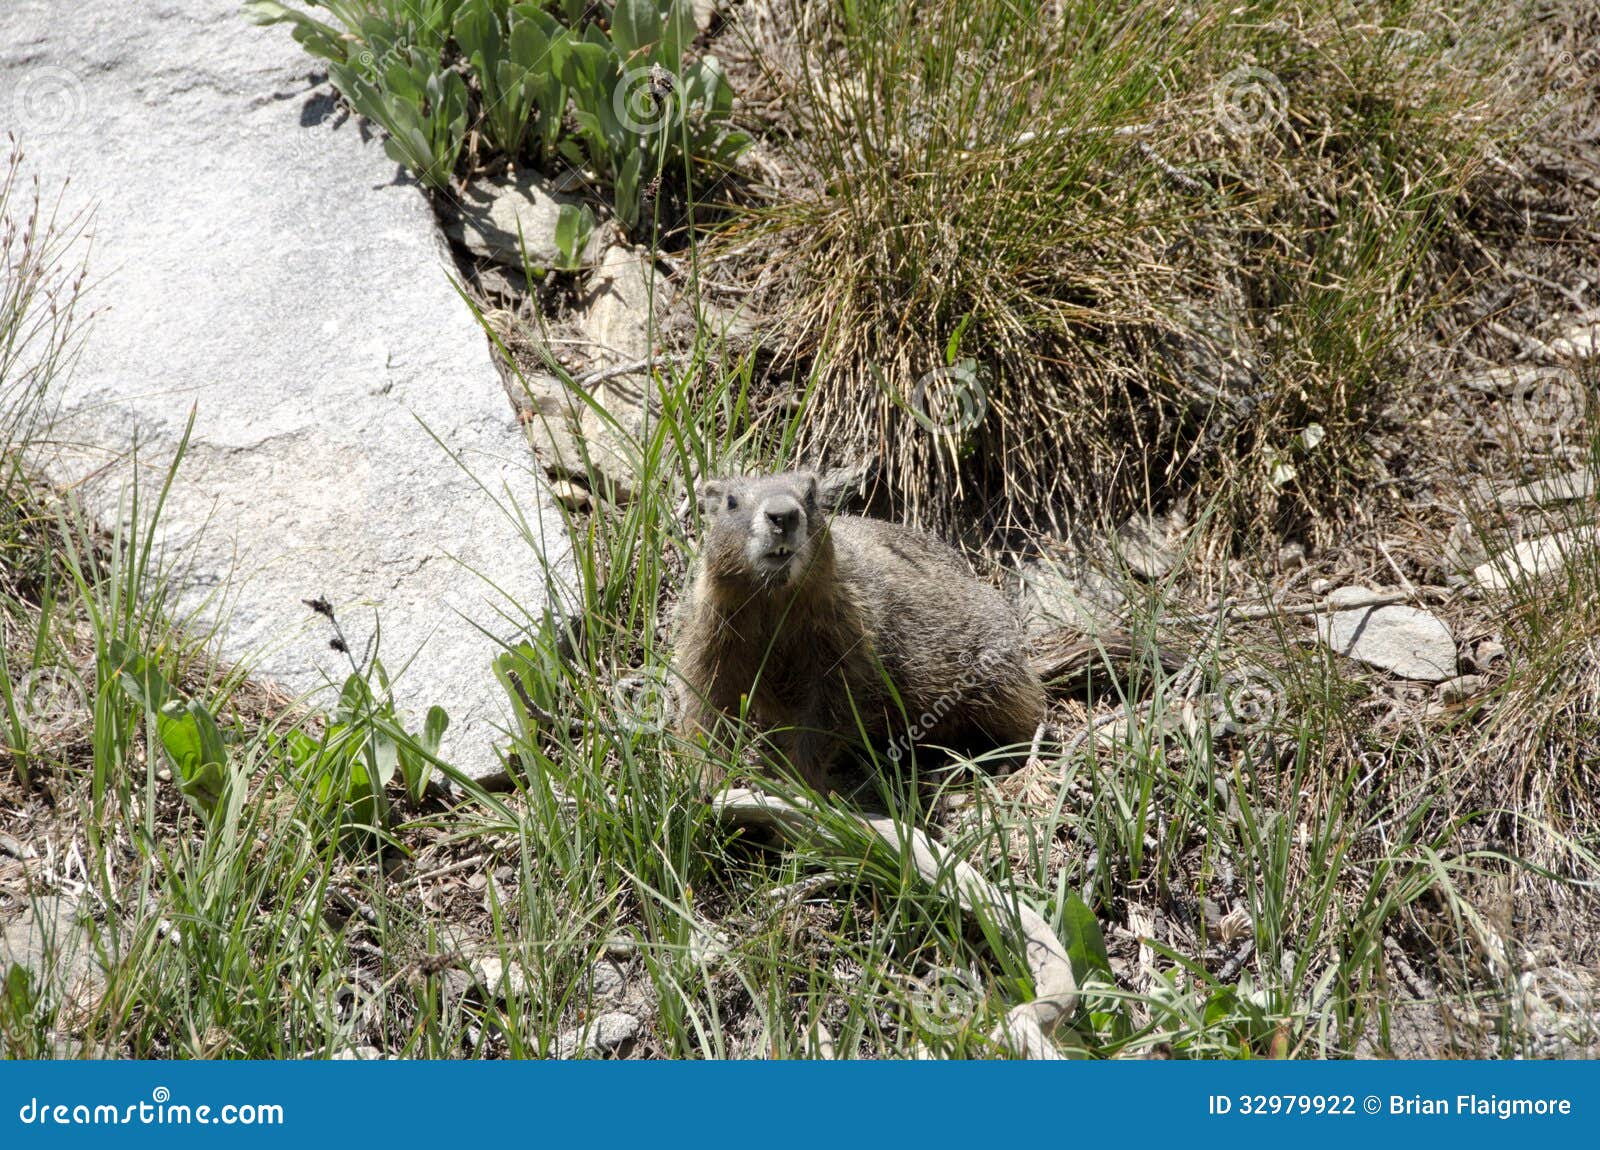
726,494 -> 738,511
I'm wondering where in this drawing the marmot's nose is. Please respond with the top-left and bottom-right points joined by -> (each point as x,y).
763,501 -> 801,535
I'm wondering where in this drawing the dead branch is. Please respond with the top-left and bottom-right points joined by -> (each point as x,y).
711,787 -> 1079,1059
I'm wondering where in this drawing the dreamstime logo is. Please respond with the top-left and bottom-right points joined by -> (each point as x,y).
11,66 -> 88,137
1216,667 -> 1284,735
1510,370 -> 1587,437
1212,65 -> 1287,136
885,647 -> 1006,763
612,666 -> 671,734
909,967 -> 984,1036
910,361 -> 988,436
15,666 -> 88,738
613,64 -> 683,136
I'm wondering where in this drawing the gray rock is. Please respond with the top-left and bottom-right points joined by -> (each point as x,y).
576,245 -> 666,502
549,480 -> 592,514
583,958 -> 626,1000
505,369 -> 590,478
692,0 -> 719,31
330,1045 -> 385,1060
1316,590 -> 1457,682
603,935 -> 638,960
556,1010 -> 640,1058
1474,529 -> 1600,591
1491,470 -> 1593,509
471,955 -> 530,1000
1443,520 -> 1488,573
1454,365 -> 1558,394
1547,313 -> 1600,359
1115,511 -> 1188,580
2,0 -> 569,782
0,897 -> 104,1011
1434,674 -> 1485,705
441,172 -> 599,271
1016,556 -> 1125,638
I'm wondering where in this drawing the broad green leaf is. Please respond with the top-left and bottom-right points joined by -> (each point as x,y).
108,639 -> 175,713
1059,892 -> 1115,983
156,699 -> 227,815
609,0 -> 660,60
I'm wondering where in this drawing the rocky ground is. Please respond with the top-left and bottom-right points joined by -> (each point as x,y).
1,0 -> 565,781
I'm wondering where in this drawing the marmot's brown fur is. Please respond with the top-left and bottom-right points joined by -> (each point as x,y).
671,470 -> 1047,791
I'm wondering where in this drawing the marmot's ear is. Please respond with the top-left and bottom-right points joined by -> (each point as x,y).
799,471 -> 820,509
697,479 -> 726,515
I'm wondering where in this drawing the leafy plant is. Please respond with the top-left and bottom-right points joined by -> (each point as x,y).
0,964 -> 46,1059
110,640 -> 233,818
249,0 -> 749,229
554,5 -> 748,227
281,661 -> 448,842
330,46 -> 469,191
553,201 -> 596,270
453,0 -> 569,161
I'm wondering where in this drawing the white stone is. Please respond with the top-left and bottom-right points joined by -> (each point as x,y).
441,171 -> 600,270
576,244 -> 666,502
1474,529 -> 1600,591
555,1010 -> 640,1058
471,955 -> 530,999
2,0 -> 570,782
1316,594 -> 1457,682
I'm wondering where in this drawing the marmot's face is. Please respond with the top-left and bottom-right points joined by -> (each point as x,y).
699,471 -> 823,587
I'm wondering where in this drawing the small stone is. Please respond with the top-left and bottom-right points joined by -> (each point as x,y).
583,959 -> 626,1000
689,928 -> 731,968
1493,470 -> 1594,509
550,480 -> 592,514
1316,592 -> 1457,682
441,172 -> 599,271
1547,314 -> 1600,359
1017,556 -> 1124,638
1474,529 -> 1600,591
1435,675 -> 1486,705
0,897 -> 104,1012
1309,577 -> 1333,596
603,936 -> 638,960
331,1046 -> 384,1060
556,1011 -> 640,1058
1455,365 -> 1556,394
1116,511 -> 1187,579
1443,520 -> 1488,573
575,245 -> 668,503
508,371 -> 589,479
471,955 -> 530,1000
590,1012 -> 640,1051
691,0 -> 719,31
1469,639 -> 1507,672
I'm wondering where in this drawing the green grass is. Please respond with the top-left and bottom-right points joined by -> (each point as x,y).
733,0 -> 1567,541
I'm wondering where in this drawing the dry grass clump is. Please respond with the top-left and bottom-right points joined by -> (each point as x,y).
725,0 -> 1589,542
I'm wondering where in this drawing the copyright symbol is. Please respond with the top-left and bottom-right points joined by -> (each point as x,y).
612,667 -> 671,734
909,967 -> 984,1036
1363,1096 -> 1380,1114
15,665 -> 88,737
1212,64 -> 1288,136
613,63 -> 683,136
910,361 -> 988,435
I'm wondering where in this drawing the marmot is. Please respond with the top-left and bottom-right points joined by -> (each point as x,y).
671,470 -> 1048,791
